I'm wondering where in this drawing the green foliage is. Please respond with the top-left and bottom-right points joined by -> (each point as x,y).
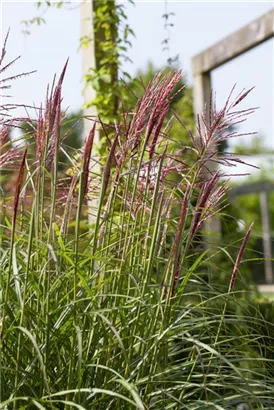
237,192 -> 274,235
2,46 -> 274,409
81,0 -> 135,123
223,163 -> 274,285
82,1 -> 128,122
244,297 -> 274,378
232,163 -> 274,236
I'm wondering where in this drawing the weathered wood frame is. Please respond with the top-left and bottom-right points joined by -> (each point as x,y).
192,9 -> 274,286
192,9 -> 274,116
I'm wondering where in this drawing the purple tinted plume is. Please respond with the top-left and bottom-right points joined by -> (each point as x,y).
228,223 -> 253,292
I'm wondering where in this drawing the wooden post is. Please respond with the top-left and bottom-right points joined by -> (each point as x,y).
80,0 -> 99,144
260,191 -> 273,284
80,0 -> 100,224
192,72 -> 211,125
80,1 -> 119,224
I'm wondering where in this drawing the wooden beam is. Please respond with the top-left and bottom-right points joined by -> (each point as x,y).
229,181 -> 274,198
258,284 -> 274,294
192,71 -> 211,123
192,9 -> 274,75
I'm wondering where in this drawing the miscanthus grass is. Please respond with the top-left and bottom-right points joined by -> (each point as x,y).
1,35 -> 274,409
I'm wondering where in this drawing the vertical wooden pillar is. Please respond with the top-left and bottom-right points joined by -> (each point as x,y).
80,1 -> 100,223
260,191 -> 273,284
192,72 -> 211,125
80,0 -> 99,145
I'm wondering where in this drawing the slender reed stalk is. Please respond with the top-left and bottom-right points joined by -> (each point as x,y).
1,43 -> 273,409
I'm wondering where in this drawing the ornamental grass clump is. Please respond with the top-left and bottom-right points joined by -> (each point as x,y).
1,36 -> 274,409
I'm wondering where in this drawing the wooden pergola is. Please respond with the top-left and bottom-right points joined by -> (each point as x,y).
192,9 -> 274,290
192,9 -> 274,119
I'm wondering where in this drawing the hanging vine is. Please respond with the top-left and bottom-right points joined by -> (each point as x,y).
162,0 -> 179,66
21,0 -> 135,123
81,0 -> 134,123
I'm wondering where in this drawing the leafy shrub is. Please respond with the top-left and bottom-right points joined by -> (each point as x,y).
1,34 -> 274,409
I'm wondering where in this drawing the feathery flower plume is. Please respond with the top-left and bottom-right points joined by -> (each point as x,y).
193,86 -> 257,176
12,149 -> 27,226
228,223 -> 253,292
190,172 -> 221,240
45,60 -> 68,170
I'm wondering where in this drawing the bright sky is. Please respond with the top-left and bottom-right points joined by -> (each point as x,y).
1,0 -> 274,151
